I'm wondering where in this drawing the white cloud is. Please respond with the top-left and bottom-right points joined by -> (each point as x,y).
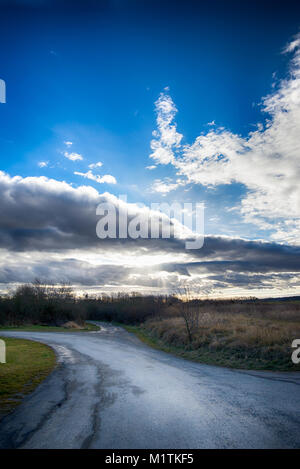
283,34 -> 300,54
151,178 -> 182,194
146,165 -> 157,170
150,90 -> 183,165
64,141 -> 73,147
88,161 -> 103,169
74,170 -> 117,184
38,161 -> 48,168
150,34 -> 300,244
64,152 -> 83,161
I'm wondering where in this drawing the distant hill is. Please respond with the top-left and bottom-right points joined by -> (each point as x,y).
259,296 -> 300,302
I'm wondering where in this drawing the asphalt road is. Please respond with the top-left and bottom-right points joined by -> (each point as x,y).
0,322 -> 299,449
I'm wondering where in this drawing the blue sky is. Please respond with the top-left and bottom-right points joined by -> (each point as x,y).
1,0 -> 300,297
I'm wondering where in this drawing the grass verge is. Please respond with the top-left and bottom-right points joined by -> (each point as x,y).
120,323 -> 300,372
0,337 -> 56,419
0,322 -> 100,333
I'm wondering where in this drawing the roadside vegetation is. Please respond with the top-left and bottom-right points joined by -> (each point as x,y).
0,280 -> 299,371
0,323 -> 99,332
88,291 -> 300,371
0,281 -> 99,331
0,337 -> 56,419
137,313 -> 300,371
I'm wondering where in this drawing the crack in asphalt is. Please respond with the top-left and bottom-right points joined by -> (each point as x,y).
18,364 -> 71,448
80,365 -> 104,449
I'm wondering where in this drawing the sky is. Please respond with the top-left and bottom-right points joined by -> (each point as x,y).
0,0 -> 300,297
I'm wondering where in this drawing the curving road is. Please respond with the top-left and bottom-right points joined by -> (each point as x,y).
0,323 -> 300,449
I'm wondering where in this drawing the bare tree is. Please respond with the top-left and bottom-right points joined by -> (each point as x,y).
175,285 -> 200,343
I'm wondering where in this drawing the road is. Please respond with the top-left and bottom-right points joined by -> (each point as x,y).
0,322 -> 299,449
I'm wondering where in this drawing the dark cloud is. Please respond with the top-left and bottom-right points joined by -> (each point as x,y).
0,172 -> 299,294
0,257 -> 177,290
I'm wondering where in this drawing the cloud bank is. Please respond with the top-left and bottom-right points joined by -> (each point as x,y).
0,170 -> 299,296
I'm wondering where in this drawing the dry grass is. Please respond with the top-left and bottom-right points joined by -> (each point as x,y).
142,304 -> 300,371
61,321 -> 84,329
0,322 -> 100,332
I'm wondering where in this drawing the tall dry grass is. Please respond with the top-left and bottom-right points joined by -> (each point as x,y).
143,303 -> 300,370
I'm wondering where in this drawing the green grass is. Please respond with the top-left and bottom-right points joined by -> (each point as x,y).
0,322 -> 100,333
0,337 -> 56,419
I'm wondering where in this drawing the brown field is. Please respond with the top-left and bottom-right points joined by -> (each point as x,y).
139,301 -> 300,371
